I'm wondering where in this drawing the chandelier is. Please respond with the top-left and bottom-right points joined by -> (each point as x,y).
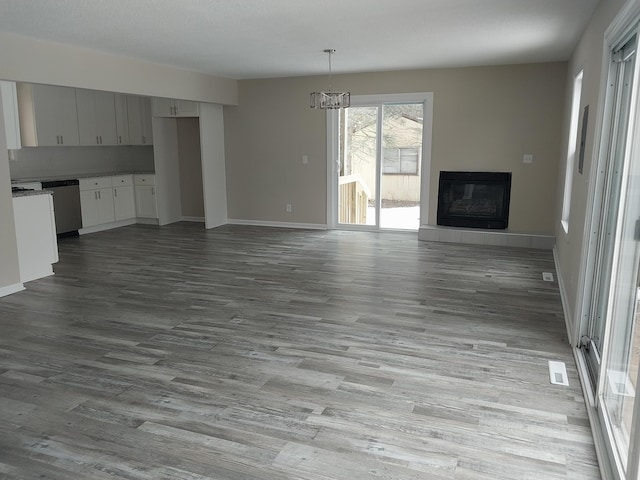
310,49 -> 350,109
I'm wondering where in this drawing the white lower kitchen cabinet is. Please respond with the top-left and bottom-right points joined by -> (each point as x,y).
79,174 -> 156,234
12,192 -> 59,283
134,174 -> 158,219
135,186 -> 157,218
112,175 -> 136,221
80,188 -> 115,227
79,177 -> 115,228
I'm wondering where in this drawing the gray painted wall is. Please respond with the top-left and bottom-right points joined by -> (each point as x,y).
178,118 -> 204,218
0,95 -> 22,294
554,0 -> 628,338
0,32 -> 237,105
224,62 -> 567,233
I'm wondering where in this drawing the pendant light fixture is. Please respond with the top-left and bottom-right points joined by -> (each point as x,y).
310,49 -> 350,109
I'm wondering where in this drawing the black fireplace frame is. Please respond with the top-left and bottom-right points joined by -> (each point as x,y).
436,171 -> 512,229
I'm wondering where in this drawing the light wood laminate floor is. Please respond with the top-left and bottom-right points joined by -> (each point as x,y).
0,223 -> 600,479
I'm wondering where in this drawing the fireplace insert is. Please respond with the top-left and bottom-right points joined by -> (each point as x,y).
437,171 -> 512,229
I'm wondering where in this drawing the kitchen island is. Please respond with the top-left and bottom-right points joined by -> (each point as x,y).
12,190 -> 59,283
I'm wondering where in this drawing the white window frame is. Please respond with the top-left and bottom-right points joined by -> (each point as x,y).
561,69 -> 584,234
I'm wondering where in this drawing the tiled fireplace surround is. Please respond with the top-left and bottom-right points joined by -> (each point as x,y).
418,225 -> 555,250
418,171 -> 555,250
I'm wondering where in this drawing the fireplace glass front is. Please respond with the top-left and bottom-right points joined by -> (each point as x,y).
437,171 -> 512,229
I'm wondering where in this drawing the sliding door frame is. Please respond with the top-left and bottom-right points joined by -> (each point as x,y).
573,3 -> 640,478
326,92 -> 433,230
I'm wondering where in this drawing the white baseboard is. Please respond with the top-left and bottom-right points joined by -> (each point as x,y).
181,216 -> 205,223
136,218 -> 159,226
553,245 -> 575,346
79,218 -> 137,235
21,267 -> 54,285
0,282 -> 25,298
418,225 -> 555,250
227,219 -> 328,230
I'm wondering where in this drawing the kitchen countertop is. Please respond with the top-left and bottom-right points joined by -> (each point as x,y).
12,189 -> 53,198
11,171 -> 156,183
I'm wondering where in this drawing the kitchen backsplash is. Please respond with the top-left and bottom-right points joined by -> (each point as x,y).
9,146 -> 155,180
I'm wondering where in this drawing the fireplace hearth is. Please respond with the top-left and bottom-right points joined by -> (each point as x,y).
437,171 -> 512,229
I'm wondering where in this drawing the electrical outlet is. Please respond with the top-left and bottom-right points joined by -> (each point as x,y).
523,154 -> 533,164
302,155 -> 309,164
286,203 -> 292,213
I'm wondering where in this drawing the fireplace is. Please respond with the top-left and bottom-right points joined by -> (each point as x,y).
437,171 -> 512,229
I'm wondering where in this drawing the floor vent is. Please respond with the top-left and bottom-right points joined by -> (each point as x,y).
542,272 -> 554,282
548,361 -> 569,386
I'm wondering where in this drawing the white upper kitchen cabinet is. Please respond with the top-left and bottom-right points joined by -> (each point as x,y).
16,83 -> 80,146
1,81 -> 21,150
127,95 -> 153,145
153,97 -> 199,117
114,94 -> 130,145
141,97 -> 153,145
76,89 -> 118,146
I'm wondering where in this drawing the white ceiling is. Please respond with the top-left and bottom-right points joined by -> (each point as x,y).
0,0 -> 599,80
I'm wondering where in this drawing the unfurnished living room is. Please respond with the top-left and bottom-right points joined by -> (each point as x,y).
1,1 -> 639,479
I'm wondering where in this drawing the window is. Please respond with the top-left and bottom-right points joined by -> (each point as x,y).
382,147 -> 419,174
561,69 -> 584,233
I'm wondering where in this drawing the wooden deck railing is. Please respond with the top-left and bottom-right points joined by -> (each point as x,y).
339,175 -> 370,224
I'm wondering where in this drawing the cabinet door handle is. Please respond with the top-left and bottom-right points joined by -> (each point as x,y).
100,135 -> 103,144
114,188 -> 117,197
119,135 -> 122,144
94,191 -> 97,200
61,135 -> 64,144
56,135 -> 60,144
96,135 -> 99,144
151,187 -> 155,195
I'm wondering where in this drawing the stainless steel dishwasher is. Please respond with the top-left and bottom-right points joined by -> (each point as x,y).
41,179 -> 82,236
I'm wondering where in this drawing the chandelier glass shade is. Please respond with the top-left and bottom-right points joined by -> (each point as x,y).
310,49 -> 350,109
310,91 -> 350,109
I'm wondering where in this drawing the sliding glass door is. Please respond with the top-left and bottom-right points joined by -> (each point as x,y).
336,99 -> 425,231
338,106 -> 378,226
581,31 -> 640,479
